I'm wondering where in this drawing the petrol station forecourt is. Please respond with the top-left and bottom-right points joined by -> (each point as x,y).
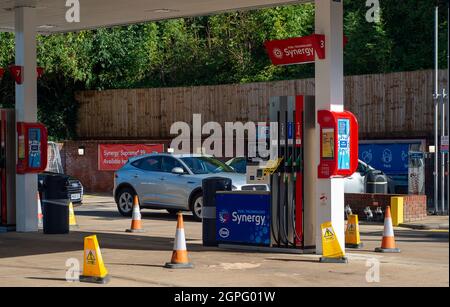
0,0 -> 449,289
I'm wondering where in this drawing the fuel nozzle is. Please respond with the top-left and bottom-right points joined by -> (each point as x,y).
295,156 -> 301,172
284,156 -> 293,182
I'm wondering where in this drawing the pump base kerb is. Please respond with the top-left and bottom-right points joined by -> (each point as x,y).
319,257 -> 348,264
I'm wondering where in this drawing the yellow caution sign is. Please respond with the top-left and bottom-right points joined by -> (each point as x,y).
69,202 -> 79,228
320,221 -> 347,264
80,235 -> 110,284
345,215 -> 363,249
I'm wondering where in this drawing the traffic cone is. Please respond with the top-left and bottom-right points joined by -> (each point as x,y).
375,206 -> 401,253
126,195 -> 145,233
79,235 -> 110,284
345,214 -> 363,249
69,202 -> 79,229
37,192 -> 43,229
165,212 -> 194,269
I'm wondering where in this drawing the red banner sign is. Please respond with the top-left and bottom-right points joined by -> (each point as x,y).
265,34 -> 325,66
37,67 -> 44,79
7,66 -> 45,84
98,144 -> 164,171
9,65 -> 23,84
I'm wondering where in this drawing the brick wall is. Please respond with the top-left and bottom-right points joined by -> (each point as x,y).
61,140 -> 171,193
345,193 -> 427,222
403,195 -> 427,222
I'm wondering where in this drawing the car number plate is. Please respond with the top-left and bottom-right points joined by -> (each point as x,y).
71,193 -> 81,200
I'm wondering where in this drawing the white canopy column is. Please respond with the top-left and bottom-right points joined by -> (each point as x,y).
15,5 -> 38,232
314,0 -> 345,253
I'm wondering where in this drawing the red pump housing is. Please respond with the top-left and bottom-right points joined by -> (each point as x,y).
16,122 -> 48,174
317,110 -> 358,178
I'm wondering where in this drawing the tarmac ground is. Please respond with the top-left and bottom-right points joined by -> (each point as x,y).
0,194 -> 448,287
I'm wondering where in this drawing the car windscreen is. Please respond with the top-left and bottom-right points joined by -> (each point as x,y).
180,157 -> 235,174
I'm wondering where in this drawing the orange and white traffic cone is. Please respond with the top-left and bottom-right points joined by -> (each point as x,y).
37,192 -> 43,229
164,213 -> 193,269
126,195 -> 145,233
375,206 -> 401,253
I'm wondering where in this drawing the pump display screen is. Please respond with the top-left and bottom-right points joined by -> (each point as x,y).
321,128 -> 334,160
28,128 -> 42,168
337,119 -> 351,170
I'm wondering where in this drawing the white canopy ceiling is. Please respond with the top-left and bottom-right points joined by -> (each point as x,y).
0,0 -> 310,34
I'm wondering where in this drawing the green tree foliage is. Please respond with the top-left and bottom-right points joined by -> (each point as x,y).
0,1 -> 448,140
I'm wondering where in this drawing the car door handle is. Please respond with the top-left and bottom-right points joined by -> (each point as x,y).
187,181 -> 196,184
133,175 -> 139,178
159,178 -> 165,181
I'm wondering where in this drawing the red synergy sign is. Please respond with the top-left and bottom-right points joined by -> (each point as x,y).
98,144 -> 164,171
265,34 -> 325,66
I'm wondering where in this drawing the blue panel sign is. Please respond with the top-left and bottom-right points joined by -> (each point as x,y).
338,119 -> 350,170
216,193 -> 271,246
359,143 -> 413,175
28,128 -> 42,168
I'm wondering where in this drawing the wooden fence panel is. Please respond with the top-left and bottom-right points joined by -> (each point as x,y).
75,69 -> 447,140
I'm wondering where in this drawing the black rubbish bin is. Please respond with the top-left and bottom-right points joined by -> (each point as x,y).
42,174 -> 69,234
365,170 -> 388,194
202,177 -> 232,246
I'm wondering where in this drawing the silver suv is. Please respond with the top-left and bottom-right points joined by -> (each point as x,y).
114,154 -> 267,221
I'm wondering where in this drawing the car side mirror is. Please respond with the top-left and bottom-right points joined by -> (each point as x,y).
172,167 -> 185,175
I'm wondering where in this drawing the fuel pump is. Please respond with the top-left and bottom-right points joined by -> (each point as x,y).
269,96 -> 306,249
0,111 -> 48,230
0,109 -> 16,228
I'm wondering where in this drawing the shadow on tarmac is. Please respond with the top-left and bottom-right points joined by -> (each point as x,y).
0,230 -> 218,259
75,209 -> 198,223
361,229 -> 449,243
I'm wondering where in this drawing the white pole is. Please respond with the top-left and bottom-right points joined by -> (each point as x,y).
15,6 -> 38,232
315,0 -> 345,252
447,0 -> 450,214
434,5 -> 440,214
442,88 -> 446,214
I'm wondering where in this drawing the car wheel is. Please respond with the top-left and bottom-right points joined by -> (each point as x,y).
191,193 -> 203,222
116,187 -> 136,217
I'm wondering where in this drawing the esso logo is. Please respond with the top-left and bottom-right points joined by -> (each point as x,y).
273,48 -> 283,59
219,210 -> 231,224
219,228 -> 230,238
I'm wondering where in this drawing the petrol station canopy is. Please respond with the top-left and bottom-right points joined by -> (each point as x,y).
2,0 -> 347,252
0,0 -> 310,33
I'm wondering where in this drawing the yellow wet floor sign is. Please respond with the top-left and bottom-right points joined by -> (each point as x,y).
79,235 -> 110,284
320,221 -> 347,263
345,214 -> 363,248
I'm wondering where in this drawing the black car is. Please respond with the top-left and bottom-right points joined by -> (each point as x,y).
38,172 -> 84,204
